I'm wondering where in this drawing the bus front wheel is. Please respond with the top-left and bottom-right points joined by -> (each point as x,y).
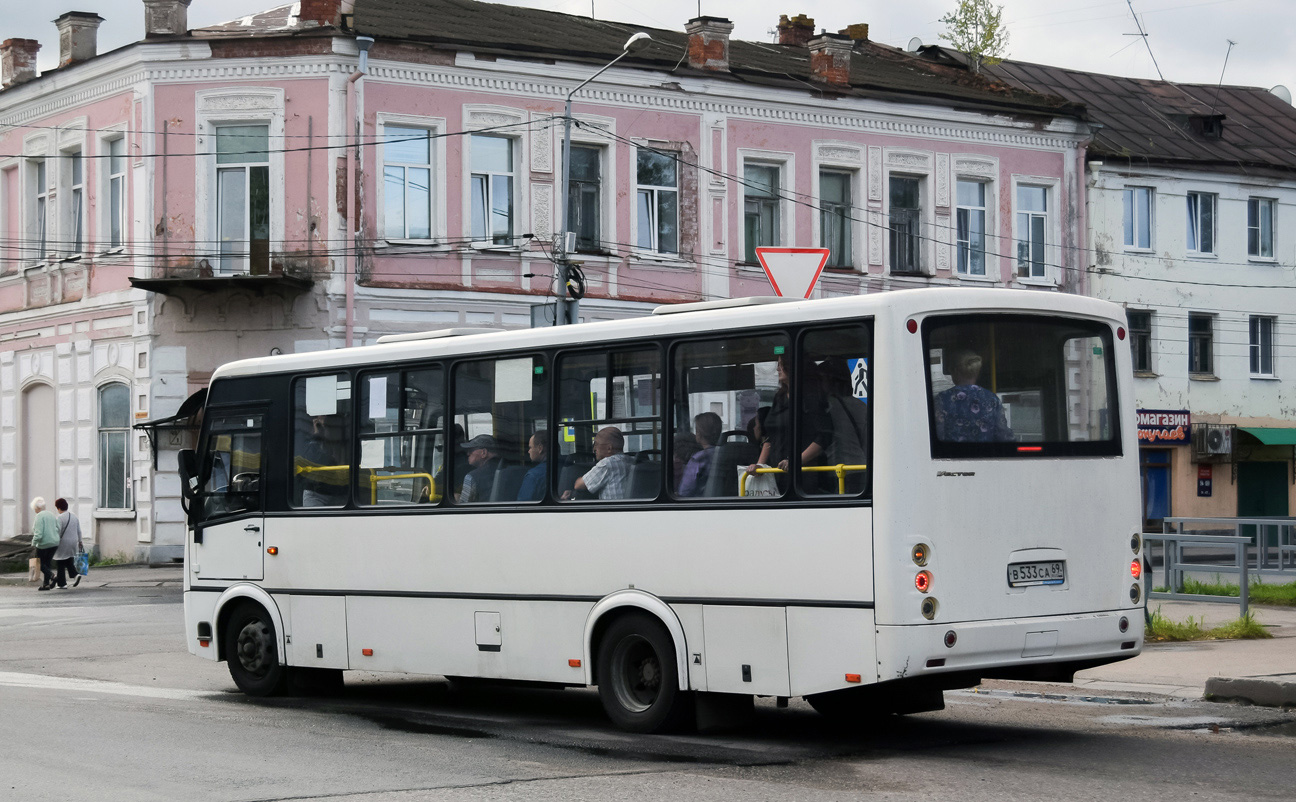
225,603 -> 288,697
596,613 -> 693,733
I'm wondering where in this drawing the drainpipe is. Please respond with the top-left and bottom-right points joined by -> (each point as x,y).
345,35 -> 374,347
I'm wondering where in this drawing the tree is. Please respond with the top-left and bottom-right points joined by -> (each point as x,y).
939,0 -> 1010,74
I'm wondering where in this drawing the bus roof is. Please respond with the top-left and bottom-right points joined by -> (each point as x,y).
210,288 -> 1124,382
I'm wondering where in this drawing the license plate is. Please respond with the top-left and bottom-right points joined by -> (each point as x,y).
1008,560 -> 1065,587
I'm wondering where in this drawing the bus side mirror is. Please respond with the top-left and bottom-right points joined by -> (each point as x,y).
178,449 -> 198,500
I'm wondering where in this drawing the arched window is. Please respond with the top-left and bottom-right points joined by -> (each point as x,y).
99,383 -> 132,509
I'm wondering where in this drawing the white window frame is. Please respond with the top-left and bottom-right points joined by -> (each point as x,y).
955,178 -> 991,279
1249,315 -> 1276,378
632,141 -> 682,261
97,125 -> 128,252
738,149 -> 794,265
1012,176 -> 1061,284
461,105 -> 527,252
1122,185 -> 1153,251
1185,190 -> 1217,257
97,381 -> 134,512
882,149 -> 934,277
563,116 -> 616,258
60,146 -> 86,257
194,88 -> 286,274
1247,196 -> 1276,261
29,158 -> 50,263
811,144 -> 863,271
377,113 -> 447,245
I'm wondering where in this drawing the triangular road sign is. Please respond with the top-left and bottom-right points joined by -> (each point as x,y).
755,247 -> 830,299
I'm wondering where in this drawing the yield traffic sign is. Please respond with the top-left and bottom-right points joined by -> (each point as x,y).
755,247 -> 829,299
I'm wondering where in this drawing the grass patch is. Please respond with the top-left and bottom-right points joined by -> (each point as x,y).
1145,607 -> 1273,642
90,553 -> 135,567
1175,576 -> 1296,606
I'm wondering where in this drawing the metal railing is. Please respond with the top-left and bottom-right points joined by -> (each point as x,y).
1148,516 -> 1296,617
1163,517 -> 1296,575
1145,532 -> 1252,616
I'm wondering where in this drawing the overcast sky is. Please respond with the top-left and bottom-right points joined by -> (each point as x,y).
8,0 -> 1294,96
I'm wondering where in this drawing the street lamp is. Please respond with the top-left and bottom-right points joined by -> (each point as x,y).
554,32 -> 653,325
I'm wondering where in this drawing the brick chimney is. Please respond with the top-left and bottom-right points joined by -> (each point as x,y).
1,39 -> 41,89
685,16 -> 734,72
55,12 -> 104,67
777,14 -> 815,47
143,0 -> 192,38
298,0 -> 344,27
808,34 -> 853,86
838,24 -> 869,43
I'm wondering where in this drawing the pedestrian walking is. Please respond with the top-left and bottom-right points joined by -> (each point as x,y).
29,497 -> 60,591
52,498 -> 83,589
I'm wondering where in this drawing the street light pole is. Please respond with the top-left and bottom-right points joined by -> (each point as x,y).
555,32 -> 652,325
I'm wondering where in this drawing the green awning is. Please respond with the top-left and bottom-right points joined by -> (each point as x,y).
1239,427 -> 1296,446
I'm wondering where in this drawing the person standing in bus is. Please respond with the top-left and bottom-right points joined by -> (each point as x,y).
567,427 -> 632,500
755,356 -> 831,490
517,430 -> 549,501
301,415 -> 348,506
678,412 -> 722,497
934,350 -> 1013,443
457,434 -> 503,503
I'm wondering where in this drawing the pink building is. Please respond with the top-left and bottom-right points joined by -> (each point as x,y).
0,1 -> 1089,560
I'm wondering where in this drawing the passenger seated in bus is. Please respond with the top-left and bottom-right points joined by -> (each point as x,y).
743,406 -> 772,475
934,350 -> 1013,443
300,415 -> 348,506
457,434 -> 504,503
672,431 -> 700,492
677,412 -> 722,497
564,427 -> 633,500
516,429 -> 548,501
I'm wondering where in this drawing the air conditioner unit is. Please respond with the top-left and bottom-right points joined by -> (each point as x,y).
1192,424 -> 1234,461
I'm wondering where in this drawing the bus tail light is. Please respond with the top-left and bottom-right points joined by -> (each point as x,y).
1119,616 -> 1129,633
1117,326 -> 1126,341
1130,559 -> 1142,579
906,319 -> 918,334
915,571 -> 932,593
921,597 -> 938,620
944,630 -> 957,648
1131,533 -> 1142,554
845,673 -> 861,683
1129,584 -> 1141,604
912,543 -> 930,566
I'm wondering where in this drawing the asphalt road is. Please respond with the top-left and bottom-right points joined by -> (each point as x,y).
3,580 -> 1295,802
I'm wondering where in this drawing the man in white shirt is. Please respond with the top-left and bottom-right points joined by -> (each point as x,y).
567,427 -> 633,500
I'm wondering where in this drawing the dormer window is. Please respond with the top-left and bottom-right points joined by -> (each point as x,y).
1188,114 -> 1224,140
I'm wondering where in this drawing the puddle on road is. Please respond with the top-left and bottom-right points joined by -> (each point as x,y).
954,688 -> 1155,706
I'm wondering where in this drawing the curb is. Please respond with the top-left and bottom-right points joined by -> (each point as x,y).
1204,675 -> 1296,709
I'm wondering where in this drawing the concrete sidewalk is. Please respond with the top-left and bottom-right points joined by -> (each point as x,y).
3,564 -> 1292,708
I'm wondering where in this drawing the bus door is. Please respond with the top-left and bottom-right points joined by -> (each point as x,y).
191,410 -> 265,582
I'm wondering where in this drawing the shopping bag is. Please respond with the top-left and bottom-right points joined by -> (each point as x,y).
28,557 -> 41,583
75,549 -> 90,577
737,465 -> 780,498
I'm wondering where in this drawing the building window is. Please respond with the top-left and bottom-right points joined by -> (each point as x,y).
1123,186 -> 1152,250
98,383 -> 132,510
61,150 -> 85,255
470,134 -> 514,245
1250,316 -> 1275,377
956,179 -> 987,276
1127,310 -> 1152,373
1186,191 -> 1215,254
744,164 -> 781,262
382,126 -> 432,240
108,138 -> 126,248
31,160 -> 48,261
1016,185 -> 1048,278
1248,197 -> 1275,259
215,125 -> 270,274
636,149 -> 678,254
889,175 -> 921,273
819,170 -> 853,268
1188,313 -> 1213,375
568,145 -> 602,253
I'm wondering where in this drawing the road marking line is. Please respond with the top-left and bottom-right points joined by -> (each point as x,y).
0,671 -> 212,701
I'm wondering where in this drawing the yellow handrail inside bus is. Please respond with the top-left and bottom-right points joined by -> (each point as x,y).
368,472 -> 437,505
739,464 -> 868,496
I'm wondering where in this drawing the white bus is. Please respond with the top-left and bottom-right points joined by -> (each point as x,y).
179,288 -> 1145,732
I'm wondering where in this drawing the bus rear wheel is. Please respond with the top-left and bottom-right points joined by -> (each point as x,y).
225,603 -> 288,697
596,613 -> 693,733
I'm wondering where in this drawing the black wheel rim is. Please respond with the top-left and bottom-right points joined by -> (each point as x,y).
609,633 -> 662,713
235,619 -> 274,678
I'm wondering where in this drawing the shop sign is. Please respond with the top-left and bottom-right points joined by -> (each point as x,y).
1197,464 -> 1213,497
1137,409 -> 1191,444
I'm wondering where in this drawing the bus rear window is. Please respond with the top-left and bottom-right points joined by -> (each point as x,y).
924,314 -> 1120,458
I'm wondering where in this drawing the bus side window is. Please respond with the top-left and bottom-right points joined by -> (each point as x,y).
670,334 -> 785,499
797,325 -> 872,498
291,374 -> 352,508
357,367 -> 443,506
452,355 -> 548,504
556,348 -> 662,502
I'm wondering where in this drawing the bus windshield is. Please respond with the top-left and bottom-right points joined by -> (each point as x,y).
924,314 -> 1120,458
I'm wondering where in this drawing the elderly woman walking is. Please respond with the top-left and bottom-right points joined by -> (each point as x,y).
29,497 -> 60,591
52,498 -> 83,589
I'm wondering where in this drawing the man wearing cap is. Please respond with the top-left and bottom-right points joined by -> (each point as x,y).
457,434 -> 503,503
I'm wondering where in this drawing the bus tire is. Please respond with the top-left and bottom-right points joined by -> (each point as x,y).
596,612 -> 693,733
225,603 -> 288,697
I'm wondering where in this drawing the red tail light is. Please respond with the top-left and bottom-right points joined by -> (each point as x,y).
1130,559 -> 1142,579
915,571 -> 932,593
